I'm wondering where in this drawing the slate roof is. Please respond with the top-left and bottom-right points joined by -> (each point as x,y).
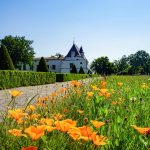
33,56 -> 64,61
65,44 -> 82,57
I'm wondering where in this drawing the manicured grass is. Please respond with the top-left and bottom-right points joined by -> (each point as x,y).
0,76 -> 150,150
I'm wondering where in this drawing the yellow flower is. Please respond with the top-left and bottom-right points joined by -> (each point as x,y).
90,120 -> 105,128
77,110 -> 84,114
8,129 -> 27,137
91,85 -> 100,91
9,90 -> 23,98
131,125 -> 150,135
87,92 -> 94,97
117,82 -> 123,87
27,105 -> 36,111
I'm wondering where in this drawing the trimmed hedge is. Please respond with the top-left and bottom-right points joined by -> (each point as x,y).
56,73 -> 99,82
0,70 -> 56,89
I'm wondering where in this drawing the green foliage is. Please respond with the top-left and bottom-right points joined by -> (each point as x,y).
0,44 -> 15,70
37,57 -> 49,72
0,35 -> 35,68
78,66 -> 85,74
0,70 -> 56,89
56,73 -> 98,82
70,64 -> 77,73
91,57 -> 116,75
114,50 -> 150,75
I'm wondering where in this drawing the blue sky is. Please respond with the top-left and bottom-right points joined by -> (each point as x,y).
1,0 -> 150,63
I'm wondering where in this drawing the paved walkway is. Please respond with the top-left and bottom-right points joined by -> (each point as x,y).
0,78 -> 97,114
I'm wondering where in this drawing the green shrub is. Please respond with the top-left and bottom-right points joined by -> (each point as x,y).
0,70 -> 56,89
37,57 -> 49,72
0,44 -> 15,70
56,73 -> 99,82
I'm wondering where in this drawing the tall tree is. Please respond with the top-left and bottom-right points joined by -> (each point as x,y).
90,57 -> 116,75
0,44 -> 15,70
114,55 -> 129,74
0,35 -> 35,68
37,57 -> 49,72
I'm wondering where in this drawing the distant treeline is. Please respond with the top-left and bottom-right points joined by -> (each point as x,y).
91,50 -> 150,75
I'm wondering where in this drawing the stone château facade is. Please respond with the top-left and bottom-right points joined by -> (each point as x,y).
24,43 -> 89,73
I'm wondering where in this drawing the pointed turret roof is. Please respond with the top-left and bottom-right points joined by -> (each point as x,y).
65,43 -> 81,57
79,46 -> 84,53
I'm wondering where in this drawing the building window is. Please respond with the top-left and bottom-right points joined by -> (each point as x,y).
52,65 -> 56,70
70,63 -> 73,69
47,65 -> 49,69
80,62 -> 82,64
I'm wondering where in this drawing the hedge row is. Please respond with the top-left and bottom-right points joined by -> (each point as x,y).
56,73 -> 99,82
0,70 -> 56,89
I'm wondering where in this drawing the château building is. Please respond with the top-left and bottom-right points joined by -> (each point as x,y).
24,43 -> 90,73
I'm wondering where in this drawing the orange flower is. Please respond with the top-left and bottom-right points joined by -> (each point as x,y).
55,119 -> 77,132
8,129 -> 27,137
27,114 -> 40,120
100,81 -> 107,89
87,92 -> 94,97
78,126 -> 95,141
21,146 -> 38,150
50,92 -> 57,97
70,80 -> 82,87
9,90 -> 23,98
99,89 -> 108,95
8,109 -> 27,123
92,134 -> 107,146
44,125 -> 56,132
24,126 -> 45,140
90,120 -> 105,128
39,118 -> 54,126
68,127 -> 81,140
131,125 -> 150,135
68,126 -> 95,141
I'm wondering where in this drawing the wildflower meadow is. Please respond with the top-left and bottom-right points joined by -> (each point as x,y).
0,76 -> 150,150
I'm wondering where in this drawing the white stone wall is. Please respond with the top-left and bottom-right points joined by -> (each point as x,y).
61,57 -> 88,73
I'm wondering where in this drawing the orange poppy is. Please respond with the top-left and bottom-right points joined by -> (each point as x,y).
8,129 -> 27,137
24,126 -> 45,140
92,134 -> 107,146
131,125 -> 150,135
100,81 -> 107,89
39,118 -> 54,126
55,119 -> 76,132
8,109 -> 27,123
90,120 -> 105,128
21,146 -> 38,150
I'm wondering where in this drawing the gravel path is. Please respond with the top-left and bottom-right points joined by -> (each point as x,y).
0,78 -> 98,115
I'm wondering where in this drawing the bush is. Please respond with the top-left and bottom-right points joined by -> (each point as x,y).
78,66 -> 85,74
56,73 -> 99,82
0,44 -> 15,70
37,57 -> 48,72
0,70 -> 56,89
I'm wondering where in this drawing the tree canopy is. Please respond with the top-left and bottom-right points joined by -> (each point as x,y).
0,44 -> 15,70
90,57 -> 116,75
0,35 -> 35,69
